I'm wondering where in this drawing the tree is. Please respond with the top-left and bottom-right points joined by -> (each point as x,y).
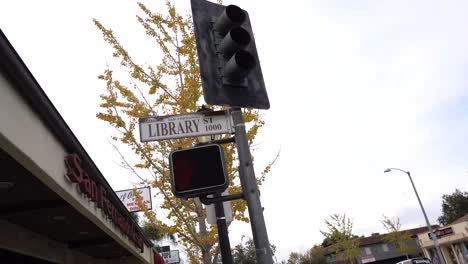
232,236 -> 256,264
286,252 -> 302,264
93,1 -> 274,263
381,215 -> 417,259
284,245 -> 326,264
438,189 -> 468,225
141,220 -> 176,243
232,236 -> 277,264
131,212 -> 175,242
320,214 -> 359,264
321,236 -> 336,248
304,245 -> 327,264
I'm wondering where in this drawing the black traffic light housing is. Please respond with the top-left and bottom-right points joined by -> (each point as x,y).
169,144 -> 229,198
191,0 -> 270,109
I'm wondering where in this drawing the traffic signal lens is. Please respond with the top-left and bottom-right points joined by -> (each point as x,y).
235,50 -> 256,70
214,5 -> 246,35
230,27 -> 251,46
223,50 -> 256,82
225,5 -> 246,24
219,27 -> 251,58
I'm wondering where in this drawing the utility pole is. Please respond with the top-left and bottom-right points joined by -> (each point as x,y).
232,108 -> 273,263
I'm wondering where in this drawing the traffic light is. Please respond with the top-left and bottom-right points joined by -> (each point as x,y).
169,144 -> 229,198
191,0 -> 270,109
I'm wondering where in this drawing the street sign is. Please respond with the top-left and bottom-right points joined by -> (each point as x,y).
161,250 -> 180,264
139,110 -> 233,142
205,190 -> 232,225
115,186 -> 152,213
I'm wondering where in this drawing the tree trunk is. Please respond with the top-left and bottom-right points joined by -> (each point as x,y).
194,198 -> 212,264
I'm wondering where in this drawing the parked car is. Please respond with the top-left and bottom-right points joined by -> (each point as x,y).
396,258 -> 432,264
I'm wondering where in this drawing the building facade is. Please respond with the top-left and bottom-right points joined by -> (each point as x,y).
417,214 -> 468,264
0,30 -> 164,263
325,226 -> 434,264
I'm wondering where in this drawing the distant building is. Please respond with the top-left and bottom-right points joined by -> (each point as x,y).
325,226 -> 436,264
417,214 -> 468,264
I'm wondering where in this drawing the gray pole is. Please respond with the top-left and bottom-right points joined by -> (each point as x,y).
406,171 -> 445,264
214,193 -> 233,264
231,108 -> 273,264
385,168 -> 445,264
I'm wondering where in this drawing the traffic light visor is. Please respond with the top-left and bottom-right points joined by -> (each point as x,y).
214,5 -> 246,35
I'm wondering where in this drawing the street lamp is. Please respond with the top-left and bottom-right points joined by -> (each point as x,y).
384,168 -> 445,264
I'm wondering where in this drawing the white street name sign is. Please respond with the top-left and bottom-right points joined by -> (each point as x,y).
139,110 -> 233,142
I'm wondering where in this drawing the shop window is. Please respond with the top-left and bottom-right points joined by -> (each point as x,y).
454,242 -> 468,264
448,246 -> 457,264
382,243 -> 389,252
364,247 -> 372,255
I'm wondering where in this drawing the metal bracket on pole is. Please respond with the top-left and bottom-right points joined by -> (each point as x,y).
195,136 -> 236,147
199,192 -> 244,205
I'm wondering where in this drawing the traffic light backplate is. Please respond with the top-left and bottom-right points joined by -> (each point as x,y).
191,0 -> 270,109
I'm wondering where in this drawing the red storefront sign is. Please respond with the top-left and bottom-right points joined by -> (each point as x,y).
428,227 -> 454,239
64,154 -> 144,251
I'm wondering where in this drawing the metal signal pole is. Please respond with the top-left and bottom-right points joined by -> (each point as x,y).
214,193 -> 233,264
231,108 -> 273,264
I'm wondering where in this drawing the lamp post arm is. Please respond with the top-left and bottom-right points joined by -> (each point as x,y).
387,168 -> 409,174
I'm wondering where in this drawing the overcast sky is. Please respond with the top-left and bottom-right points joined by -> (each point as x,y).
1,0 -> 468,261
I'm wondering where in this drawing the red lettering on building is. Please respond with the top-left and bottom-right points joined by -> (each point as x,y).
64,154 -> 84,183
98,186 -> 106,209
79,172 -> 91,194
64,154 -> 144,251
90,180 -> 98,202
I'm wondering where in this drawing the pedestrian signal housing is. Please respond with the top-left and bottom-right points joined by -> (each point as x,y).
170,144 -> 228,198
